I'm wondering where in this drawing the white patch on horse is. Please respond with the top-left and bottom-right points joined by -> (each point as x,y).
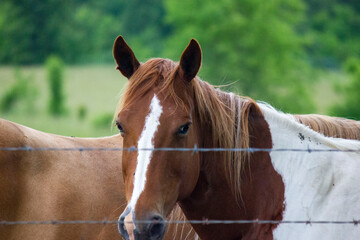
129,94 -> 163,209
259,104 -> 360,240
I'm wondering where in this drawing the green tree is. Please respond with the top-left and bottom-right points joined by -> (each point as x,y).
46,56 -> 66,116
63,5 -> 122,63
165,0 -> 314,113
0,69 -> 38,113
0,2 -> 33,63
330,58 -> 360,120
119,0 -> 171,60
0,0 -> 123,64
0,0 -> 76,64
305,1 -> 360,68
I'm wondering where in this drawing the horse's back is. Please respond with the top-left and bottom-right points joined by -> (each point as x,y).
0,118 -> 27,163
0,119 -> 29,238
0,118 -> 125,239
294,114 -> 360,140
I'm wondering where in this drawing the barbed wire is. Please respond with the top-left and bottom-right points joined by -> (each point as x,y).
0,146 -> 360,153
1,146 -> 360,228
1,219 -> 360,226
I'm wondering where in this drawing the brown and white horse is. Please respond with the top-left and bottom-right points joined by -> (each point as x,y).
114,36 -> 360,240
0,120 -> 197,239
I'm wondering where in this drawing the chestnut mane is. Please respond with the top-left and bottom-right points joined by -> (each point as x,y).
116,58 -> 360,201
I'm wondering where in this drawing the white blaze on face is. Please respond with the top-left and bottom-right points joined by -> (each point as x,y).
129,94 -> 163,209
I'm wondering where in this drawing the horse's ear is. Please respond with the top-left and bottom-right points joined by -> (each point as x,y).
179,39 -> 202,82
113,36 -> 140,79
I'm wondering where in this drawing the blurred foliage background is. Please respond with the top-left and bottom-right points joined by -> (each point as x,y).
0,0 -> 359,137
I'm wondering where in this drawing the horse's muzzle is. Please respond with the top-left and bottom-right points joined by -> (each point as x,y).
118,210 -> 166,240
145,215 -> 166,240
118,212 -> 130,240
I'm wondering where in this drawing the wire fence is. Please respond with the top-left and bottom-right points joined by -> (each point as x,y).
1,146 -> 360,153
1,145 -> 360,227
1,219 -> 360,226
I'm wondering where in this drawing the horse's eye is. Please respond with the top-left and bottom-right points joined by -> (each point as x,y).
116,122 -> 124,133
178,123 -> 191,136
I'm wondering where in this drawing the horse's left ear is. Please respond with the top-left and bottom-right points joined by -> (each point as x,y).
179,39 -> 202,82
113,35 -> 140,79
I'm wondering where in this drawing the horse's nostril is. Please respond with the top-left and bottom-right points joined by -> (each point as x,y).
118,214 -> 129,240
148,215 -> 166,239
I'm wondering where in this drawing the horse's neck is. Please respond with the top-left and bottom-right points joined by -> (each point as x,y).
179,153 -> 246,239
260,105 -> 360,239
179,102 -> 285,240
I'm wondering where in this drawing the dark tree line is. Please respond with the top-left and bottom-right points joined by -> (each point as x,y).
1,0 -> 358,66
0,0 -> 359,115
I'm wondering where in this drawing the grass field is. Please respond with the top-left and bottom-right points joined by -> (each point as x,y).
0,65 -> 347,137
0,65 -> 127,137
311,70 -> 347,115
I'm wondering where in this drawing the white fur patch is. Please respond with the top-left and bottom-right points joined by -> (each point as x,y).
259,104 -> 360,239
129,94 -> 163,209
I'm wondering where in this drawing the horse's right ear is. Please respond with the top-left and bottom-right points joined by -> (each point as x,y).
113,36 -> 140,79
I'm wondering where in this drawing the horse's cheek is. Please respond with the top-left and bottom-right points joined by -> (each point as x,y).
180,156 -> 200,198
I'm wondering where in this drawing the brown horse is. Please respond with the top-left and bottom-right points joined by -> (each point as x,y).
114,36 -> 360,240
0,120 -> 197,239
0,118 -> 124,239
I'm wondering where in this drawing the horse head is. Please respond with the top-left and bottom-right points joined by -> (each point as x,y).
114,36 -> 202,240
